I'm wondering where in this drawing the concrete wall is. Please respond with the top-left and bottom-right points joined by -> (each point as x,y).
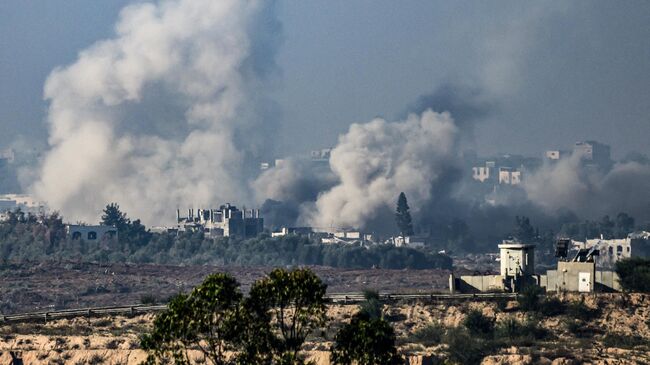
595,271 -> 622,292
458,275 -> 504,293
542,262 -> 595,292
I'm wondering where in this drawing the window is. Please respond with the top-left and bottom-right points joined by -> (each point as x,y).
72,232 -> 82,240
617,245 -> 623,254
608,247 -> 613,256
87,231 -> 97,240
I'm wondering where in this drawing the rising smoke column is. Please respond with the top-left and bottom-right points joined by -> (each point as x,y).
32,0 -> 280,224
524,156 -> 650,222
304,110 -> 460,229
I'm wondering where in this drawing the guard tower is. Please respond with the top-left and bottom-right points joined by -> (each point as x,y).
499,240 -> 536,276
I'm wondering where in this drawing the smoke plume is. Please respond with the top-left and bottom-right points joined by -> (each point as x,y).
32,0 -> 281,224
524,156 -> 650,222
303,110 -> 460,229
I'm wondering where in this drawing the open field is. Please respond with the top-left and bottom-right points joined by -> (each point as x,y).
0,262 -> 459,314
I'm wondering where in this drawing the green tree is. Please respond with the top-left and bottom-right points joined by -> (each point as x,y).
395,192 -> 414,236
330,311 -> 403,365
248,268 -> 328,364
615,257 -> 650,293
331,289 -> 402,365
462,309 -> 494,337
141,273 -> 244,365
101,203 -> 152,250
101,203 -> 129,231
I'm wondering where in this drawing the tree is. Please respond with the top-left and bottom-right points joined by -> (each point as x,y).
615,257 -> 650,293
462,309 -> 495,337
101,203 -> 152,250
101,203 -> 129,231
248,268 -> 328,364
331,289 -> 403,365
141,273 -> 244,365
395,192 -> 414,236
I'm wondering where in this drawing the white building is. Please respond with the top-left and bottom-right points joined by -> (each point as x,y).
391,235 -> 426,249
66,224 -> 118,241
472,161 -> 496,183
498,240 -> 536,277
498,167 -> 522,185
572,237 -> 650,268
176,204 -> 264,238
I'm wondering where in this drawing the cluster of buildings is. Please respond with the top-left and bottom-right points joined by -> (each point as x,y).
154,204 -> 264,239
469,140 -> 614,188
0,194 -> 46,221
452,232 -> 650,294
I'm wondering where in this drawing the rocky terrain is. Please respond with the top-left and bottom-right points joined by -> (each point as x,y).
0,293 -> 648,364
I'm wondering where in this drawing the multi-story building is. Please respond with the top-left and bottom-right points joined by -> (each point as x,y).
573,141 -> 612,170
176,204 -> 263,239
498,167 -> 522,185
572,236 -> 650,268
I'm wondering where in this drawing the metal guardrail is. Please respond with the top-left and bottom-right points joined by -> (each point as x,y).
0,292 -> 518,323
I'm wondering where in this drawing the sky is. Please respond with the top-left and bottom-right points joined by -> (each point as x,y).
1,0 -> 649,159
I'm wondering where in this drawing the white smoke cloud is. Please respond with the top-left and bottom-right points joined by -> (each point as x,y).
32,0 -> 279,224
524,156 -> 650,220
303,110 -> 460,229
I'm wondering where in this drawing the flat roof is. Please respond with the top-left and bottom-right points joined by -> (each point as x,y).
498,243 -> 536,249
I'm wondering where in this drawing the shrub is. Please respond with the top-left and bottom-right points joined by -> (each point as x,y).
566,300 -> 598,321
359,289 -> 383,319
601,333 -> 650,349
140,294 -> 157,305
517,285 -> 543,312
495,317 -> 547,342
538,296 -> 565,317
462,309 -> 494,337
563,318 -> 586,336
615,258 -> 650,292
105,339 -> 122,349
88,354 -> 105,365
408,323 -> 445,346
443,327 -> 488,365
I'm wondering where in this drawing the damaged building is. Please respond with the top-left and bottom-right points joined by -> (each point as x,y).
176,204 -> 263,239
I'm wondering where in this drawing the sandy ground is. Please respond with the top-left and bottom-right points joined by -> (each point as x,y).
1,293 -> 648,364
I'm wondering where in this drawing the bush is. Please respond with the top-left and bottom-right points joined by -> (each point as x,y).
443,327 -> 488,365
462,309 -> 494,337
495,318 -> 547,342
408,323 -> 445,346
563,318 -> 586,336
140,294 -> 157,305
517,285 -> 544,312
601,333 -> 650,349
565,300 -> 598,321
615,258 -> 650,292
538,296 -> 565,317
359,289 -> 383,319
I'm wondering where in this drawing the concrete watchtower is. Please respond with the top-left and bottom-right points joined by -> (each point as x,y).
498,240 -> 536,277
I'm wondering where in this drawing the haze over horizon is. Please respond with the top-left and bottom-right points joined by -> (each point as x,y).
1,0 -> 649,227
1,1 -> 649,158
